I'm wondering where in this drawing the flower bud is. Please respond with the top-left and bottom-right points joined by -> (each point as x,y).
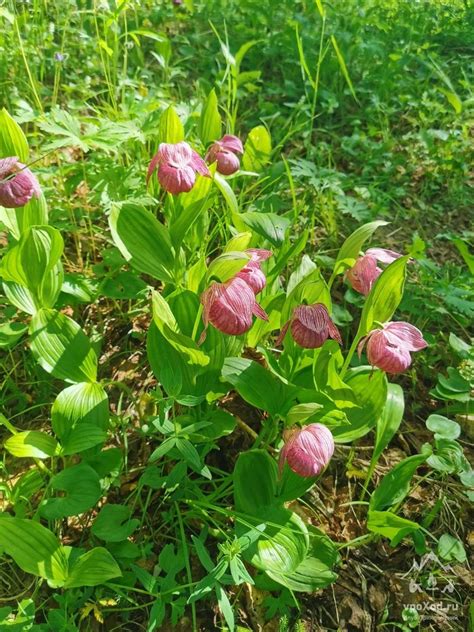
0,157 -> 41,208
358,321 -> 427,373
200,276 -> 268,342
206,134 -> 244,176
279,423 -> 334,477
277,303 -> 342,349
147,141 -> 210,195
346,248 -> 402,296
235,248 -> 272,294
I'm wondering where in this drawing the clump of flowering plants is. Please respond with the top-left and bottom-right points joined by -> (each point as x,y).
0,97 -> 445,629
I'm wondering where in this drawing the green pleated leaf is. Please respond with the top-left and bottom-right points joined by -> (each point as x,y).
169,171 -> 214,248
266,527 -> 338,592
242,125 -> 271,172
276,463 -> 317,504
234,450 -> 278,514
5,431 -> 59,459
0,193 -> 48,240
198,89 -> 222,145
2,226 -> 63,292
222,357 -> 296,417
240,211 -> 290,247
0,321 -> 28,348
281,267 -> 331,325
36,262 -> 64,309
3,281 -> 38,315
0,517 -> 68,585
243,508 -> 309,574
64,547 -> 121,588
151,290 -> 209,367
0,109 -> 29,161
40,464 -> 102,520
332,220 -> 388,276
372,383 -> 405,464
367,510 -> 420,545
370,452 -> 429,512
207,250 -> 250,282
332,366 -> 387,442
214,171 -> 244,229
29,309 -> 98,383
158,105 -> 184,143
52,382 -> 109,454
109,203 -> 175,283
359,255 -> 410,336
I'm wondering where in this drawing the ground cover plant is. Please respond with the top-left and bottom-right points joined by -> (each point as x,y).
0,0 -> 473,630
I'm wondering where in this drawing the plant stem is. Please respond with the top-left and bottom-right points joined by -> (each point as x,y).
340,333 -> 361,379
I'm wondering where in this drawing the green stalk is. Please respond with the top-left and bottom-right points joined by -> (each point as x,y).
13,16 -> 43,113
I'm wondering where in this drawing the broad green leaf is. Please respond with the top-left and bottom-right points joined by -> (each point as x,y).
266,527 -> 338,591
52,382 -> 109,454
40,464 -> 102,520
312,341 -> 356,408
370,452 -> 429,511
0,517 -> 68,584
222,357 -> 296,417
5,431 -> 58,459
0,193 -> 48,240
36,262 -> 64,309
437,533 -> 466,563
332,220 -> 388,276
92,504 -> 139,542
151,290 -> 209,366
241,211 -> 290,247
158,105 -> 184,143
0,109 -> 29,161
29,309 -> 98,383
170,172 -> 214,248
215,585 -> 234,631
367,510 -> 420,545
281,267 -> 331,323
109,203 -> 175,283
64,548 -> 121,588
267,230 -> 309,281
186,409 -> 236,442
359,255 -> 410,335
224,232 -> 252,252
2,226 -> 63,292
277,463 -> 317,504
214,172 -> 244,229
243,508 -> 309,574
332,367 -> 387,442
242,125 -> 271,172
0,321 -> 28,348
234,450 -> 278,514
426,414 -> 461,441
3,281 -> 38,314
207,250 -> 250,282
372,384 -> 405,463
198,89 -> 222,145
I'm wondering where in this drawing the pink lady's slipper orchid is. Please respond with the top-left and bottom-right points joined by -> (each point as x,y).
279,423 -> 335,478
199,276 -> 268,342
277,303 -> 342,349
358,321 -> 428,374
346,248 -> 402,296
147,142 -> 210,195
206,134 -> 244,176
0,157 -> 41,208
236,248 -> 272,294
